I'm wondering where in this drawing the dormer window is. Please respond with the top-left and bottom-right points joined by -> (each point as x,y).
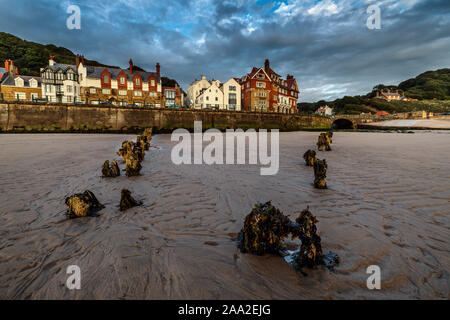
120,77 -> 125,84
136,78 -> 140,85
103,75 -> 109,83
15,78 -> 24,87
29,79 -> 38,88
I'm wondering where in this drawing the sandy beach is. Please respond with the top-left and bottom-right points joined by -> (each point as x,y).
364,119 -> 450,129
0,132 -> 449,299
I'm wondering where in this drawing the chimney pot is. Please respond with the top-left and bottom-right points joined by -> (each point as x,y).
156,62 -> 160,75
129,59 -> 133,74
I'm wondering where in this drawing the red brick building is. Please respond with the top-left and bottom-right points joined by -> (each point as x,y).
240,59 -> 299,113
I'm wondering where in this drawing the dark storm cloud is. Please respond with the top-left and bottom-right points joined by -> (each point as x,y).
0,0 -> 449,101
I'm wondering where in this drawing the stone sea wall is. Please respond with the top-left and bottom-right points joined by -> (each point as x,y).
0,102 -> 333,133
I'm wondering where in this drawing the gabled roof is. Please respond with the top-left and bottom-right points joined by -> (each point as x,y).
85,66 -> 160,82
249,67 -> 271,81
43,63 -> 77,73
1,74 -> 41,87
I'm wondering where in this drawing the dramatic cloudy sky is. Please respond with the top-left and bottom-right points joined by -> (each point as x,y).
0,0 -> 449,101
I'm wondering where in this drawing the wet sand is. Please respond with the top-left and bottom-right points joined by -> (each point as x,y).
365,119 -> 450,129
0,132 -> 449,299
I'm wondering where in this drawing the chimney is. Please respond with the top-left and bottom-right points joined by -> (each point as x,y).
201,75 -> 206,81
4,60 -> 9,74
376,91 -> 380,98
264,59 -> 270,73
15,66 -> 18,75
76,54 -> 80,67
7,59 -> 15,75
49,56 -> 55,66
129,59 -> 133,74
387,89 -> 391,94
156,62 -> 160,75
80,55 -> 85,65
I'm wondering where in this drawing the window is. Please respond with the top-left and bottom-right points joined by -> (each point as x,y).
79,74 -> 83,81
229,93 -> 236,105
67,85 -> 72,93
151,79 -> 155,86
120,77 -> 125,84
134,91 -> 142,96
15,78 -> 24,87
103,75 -> 109,83
229,86 -> 236,91
215,97 -> 218,101
90,88 -> 96,94
15,92 -> 26,100
102,89 -> 111,94
256,82 -> 266,88
149,92 -> 157,97
258,74 -> 264,78
135,78 -> 140,86
119,90 -> 127,96
206,96 -> 209,101
246,82 -> 250,88
29,79 -> 38,88
46,84 -> 52,93
30,93 -> 39,101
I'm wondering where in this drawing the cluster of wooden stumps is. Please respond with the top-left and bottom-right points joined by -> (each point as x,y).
238,201 -> 339,273
115,128 -> 152,177
65,128 -> 153,218
303,131 -> 332,189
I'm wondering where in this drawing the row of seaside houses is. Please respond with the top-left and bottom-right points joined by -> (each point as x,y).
187,59 -> 300,113
0,56 -> 183,107
1,57 -> 300,113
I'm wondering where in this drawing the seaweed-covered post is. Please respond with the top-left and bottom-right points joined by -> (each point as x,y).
313,159 -> 327,189
303,149 -> 316,166
137,135 -> 150,151
65,190 -> 105,218
102,160 -> 121,177
238,202 -> 339,273
119,189 -> 142,211
117,140 -> 135,162
292,207 -> 323,268
238,201 -> 291,255
326,131 -> 333,144
125,151 -> 143,177
317,133 -> 332,151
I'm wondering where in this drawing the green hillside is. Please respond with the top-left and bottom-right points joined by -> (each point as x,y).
0,32 -> 114,76
300,68 -> 450,114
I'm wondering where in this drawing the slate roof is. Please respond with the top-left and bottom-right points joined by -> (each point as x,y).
45,63 -> 78,73
0,67 -> 6,74
1,74 -> 42,87
86,66 -> 160,82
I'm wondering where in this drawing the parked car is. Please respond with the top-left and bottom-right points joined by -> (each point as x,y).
33,98 -> 48,103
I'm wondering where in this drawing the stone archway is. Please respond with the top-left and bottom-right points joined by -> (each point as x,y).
332,118 -> 354,129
